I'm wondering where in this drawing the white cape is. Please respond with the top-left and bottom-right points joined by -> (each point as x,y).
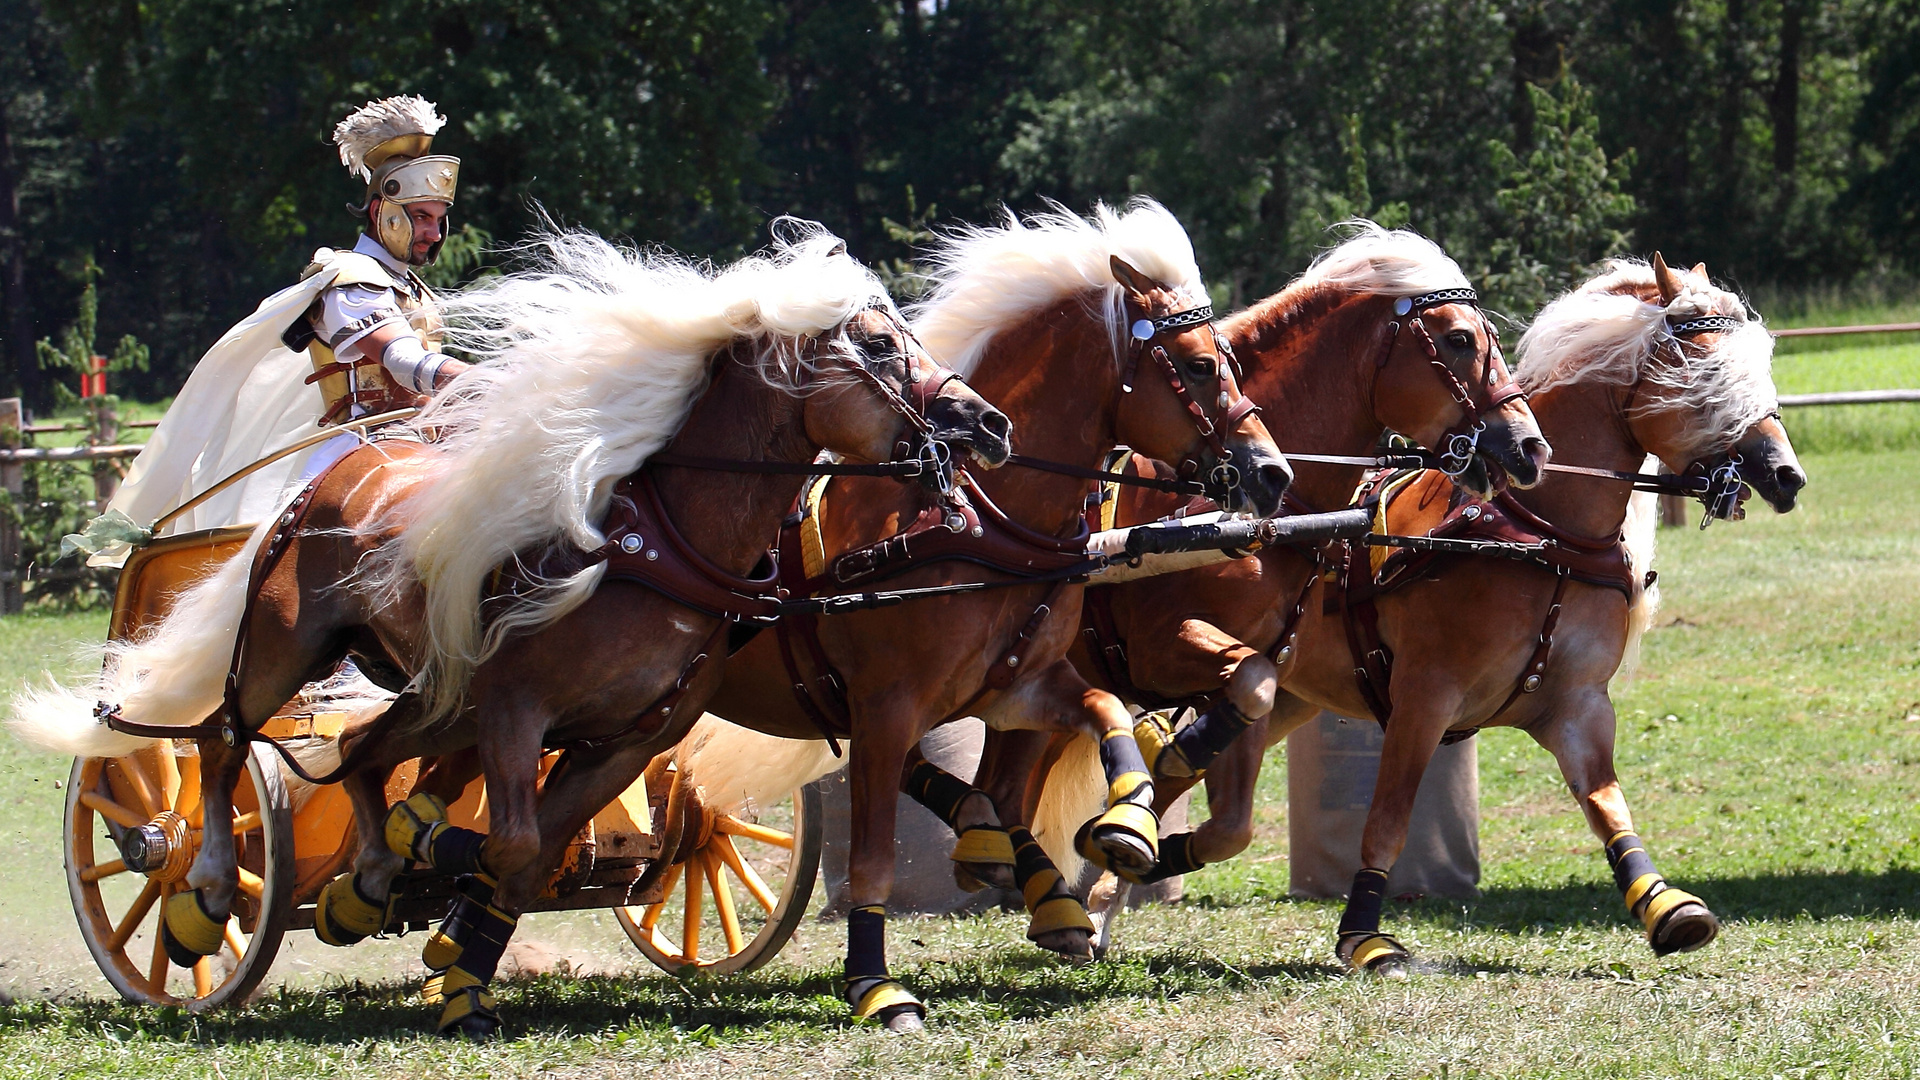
105,250 -> 365,546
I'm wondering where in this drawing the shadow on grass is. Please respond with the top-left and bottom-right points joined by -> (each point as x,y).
0,951 -> 1345,1047
1410,866 -> 1920,931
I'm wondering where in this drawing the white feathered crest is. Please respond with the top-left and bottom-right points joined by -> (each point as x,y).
333,95 -> 446,180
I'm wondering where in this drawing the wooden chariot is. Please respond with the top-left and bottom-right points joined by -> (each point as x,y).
63,524 -> 823,1009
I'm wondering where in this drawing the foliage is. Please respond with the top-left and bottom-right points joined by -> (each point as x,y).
1479,78 -> 1637,322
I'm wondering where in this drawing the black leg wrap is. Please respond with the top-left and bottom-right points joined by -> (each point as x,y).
1135,832 -> 1205,885
1098,731 -> 1150,793
1168,698 -> 1254,776
1338,867 -> 1390,938
1606,832 -> 1658,896
429,825 -> 491,878
846,904 -> 887,980
905,760 -> 979,826
422,876 -> 506,975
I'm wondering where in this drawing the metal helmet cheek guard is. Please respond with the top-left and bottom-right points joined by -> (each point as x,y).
371,155 -> 460,264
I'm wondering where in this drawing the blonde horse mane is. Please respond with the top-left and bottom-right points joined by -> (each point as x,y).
360,222 -> 897,722
910,198 -> 1207,376
1225,220 -> 1472,344
1515,259 -> 1779,458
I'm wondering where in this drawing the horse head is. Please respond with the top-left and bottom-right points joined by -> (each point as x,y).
1108,256 -> 1291,517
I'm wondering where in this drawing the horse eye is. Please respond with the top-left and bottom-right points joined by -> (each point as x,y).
1185,358 -> 1215,380
1447,331 -> 1473,351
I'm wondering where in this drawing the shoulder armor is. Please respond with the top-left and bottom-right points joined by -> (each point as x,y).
324,251 -> 403,291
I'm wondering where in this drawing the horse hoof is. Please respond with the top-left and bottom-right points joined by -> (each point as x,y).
441,1012 -> 500,1041
1650,901 -> 1720,956
1092,826 -> 1157,879
878,1005 -> 925,1034
1370,955 -> 1411,980
1032,927 -> 1094,962
953,862 -> 1016,892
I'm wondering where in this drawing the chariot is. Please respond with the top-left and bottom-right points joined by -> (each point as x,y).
63,523 -> 825,1009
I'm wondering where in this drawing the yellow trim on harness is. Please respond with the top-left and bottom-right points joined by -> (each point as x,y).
1367,470 -> 1427,578
798,474 -> 833,580
851,979 -> 924,1020
951,825 -> 1016,868
1622,872 -> 1662,912
1639,886 -> 1703,932
163,891 -> 225,957
1028,895 -> 1095,940
1348,934 -> 1405,970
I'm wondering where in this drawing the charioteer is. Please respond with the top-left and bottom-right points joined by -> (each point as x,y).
73,95 -> 470,557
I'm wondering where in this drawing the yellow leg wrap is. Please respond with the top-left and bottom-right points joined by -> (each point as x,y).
1092,801 -> 1160,857
421,928 -> 463,973
1028,895 -> 1095,940
1622,871 -> 1662,913
437,981 -> 499,1039
1107,769 -> 1152,807
1639,886 -> 1704,934
314,872 -> 387,947
1134,713 -> 1198,780
385,792 -> 450,862
950,825 -> 1016,868
1345,934 -> 1408,971
162,891 -> 224,957
1020,866 -> 1065,911
849,979 -> 924,1021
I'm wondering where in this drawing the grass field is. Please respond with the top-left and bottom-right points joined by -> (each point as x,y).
0,351 -> 1915,1076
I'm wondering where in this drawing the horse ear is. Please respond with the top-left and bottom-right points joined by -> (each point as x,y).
1109,256 -> 1163,301
1691,261 -> 1707,279
1652,251 -> 1682,304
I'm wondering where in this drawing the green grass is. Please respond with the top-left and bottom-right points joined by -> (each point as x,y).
0,449 -> 1913,1077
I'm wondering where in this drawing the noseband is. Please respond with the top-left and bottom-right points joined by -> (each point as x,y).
1372,287 -> 1527,477
804,306 -> 967,493
1647,312 -> 1753,528
1122,301 -> 1262,504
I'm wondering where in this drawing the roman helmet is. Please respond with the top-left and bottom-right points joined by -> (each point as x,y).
332,95 -> 461,264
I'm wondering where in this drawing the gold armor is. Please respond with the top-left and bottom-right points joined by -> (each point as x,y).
333,96 -> 461,264
286,252 -> 446,424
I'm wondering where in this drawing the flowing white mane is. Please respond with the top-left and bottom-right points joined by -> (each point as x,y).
1297,220 -> 1472,297
364,223 -> 894,721
1516,259 -> 1778,455
910,198 -> 1207,376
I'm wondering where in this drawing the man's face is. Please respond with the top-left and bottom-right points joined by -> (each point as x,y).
373,199 -> 450,264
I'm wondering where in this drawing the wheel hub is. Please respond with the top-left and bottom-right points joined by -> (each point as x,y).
117,810 -> 194,882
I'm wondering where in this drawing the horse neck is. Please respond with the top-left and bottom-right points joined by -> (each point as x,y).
1233,291 -> 1385,512
1504,379 -> 1639,542
652,344 -> 815,575
961,300 -> 1119,537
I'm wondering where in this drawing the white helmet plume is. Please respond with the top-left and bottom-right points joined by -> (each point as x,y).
332,95 -> 447,181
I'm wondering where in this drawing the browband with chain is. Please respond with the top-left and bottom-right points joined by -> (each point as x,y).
1130,304 -> 1215,340
1667,315 -> 1744,337
1392,287 -> 1479,316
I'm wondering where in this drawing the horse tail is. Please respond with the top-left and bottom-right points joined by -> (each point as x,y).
673,713 -> 844,817
1615,486 -> 1662,686
8,519 -> 271,759
1030,731 -> 1107,886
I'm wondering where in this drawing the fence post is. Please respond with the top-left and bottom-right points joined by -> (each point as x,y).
87,378 -> 120,507
0,398 -> 22,614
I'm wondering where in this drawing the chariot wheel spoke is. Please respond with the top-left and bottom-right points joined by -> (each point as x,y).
711,832 -> 776,912
681,852 -> 704,965
176,765 -> 203,826
80,791 -> 147,830
148,886 -> 172,988
109,877 -> 163,952
156,744 -> 182,810
703,846 -> 745,954
224,918 -> 248,959
635,862 -> 683,934
229,810 -> 260,835
191,957 -> 212,997
714,816 -> 793,849
235,867 -> 264,900
119,756 -> 163,821
81,858 -> 127,883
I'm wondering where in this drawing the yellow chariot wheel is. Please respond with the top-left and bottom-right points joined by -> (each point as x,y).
616,780 -> 822,976
64,741 -> 294,1009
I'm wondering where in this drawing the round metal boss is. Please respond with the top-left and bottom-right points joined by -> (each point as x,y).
1393,296 -> 1413,316
1130,319 -> 1155,341
619,534 -> 644,554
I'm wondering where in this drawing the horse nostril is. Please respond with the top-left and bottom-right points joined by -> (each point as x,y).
980,410 -> 1011,442
1522,436 -> 1552,471
1776,464 -> 1805,493
1259,462 -> 1292,495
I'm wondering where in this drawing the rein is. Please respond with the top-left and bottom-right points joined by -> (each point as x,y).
1002,452 -> 1208,496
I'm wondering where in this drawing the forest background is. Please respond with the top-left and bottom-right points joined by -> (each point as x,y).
4,0 -> 1920,408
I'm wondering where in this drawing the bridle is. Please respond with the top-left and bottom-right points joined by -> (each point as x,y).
653,304 -> 969,496
1121,299 -> 1262,505
1646,312 -> 1754,528
1369,287 -> 1527,477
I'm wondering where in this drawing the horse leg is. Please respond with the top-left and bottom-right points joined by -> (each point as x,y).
901,744 -> 1016,892
162,735 -> 250,970
1130,621 -> 1277,785
844,699 -> 933,1032
1534,691 -> 1719,956
1331,679 -> 1466,978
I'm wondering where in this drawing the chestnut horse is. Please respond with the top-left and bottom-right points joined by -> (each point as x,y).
13,226 -> 1011,1036
677,201 -> 1290,1029
974,222 -> 1549,893
1063,255 -> 1805,972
